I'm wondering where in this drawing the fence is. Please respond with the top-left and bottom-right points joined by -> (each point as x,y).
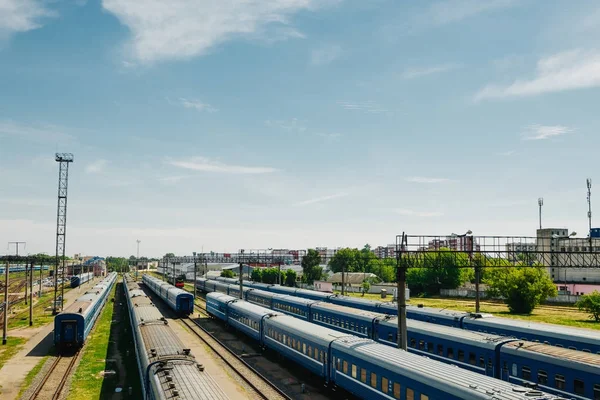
440,288 -> 581,304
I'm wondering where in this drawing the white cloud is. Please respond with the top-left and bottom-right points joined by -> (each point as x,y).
293,192 -> 348,206
0,0 -> 55,41
102,0 -> 338,64
317,132 -> 342,141
178,98 -> 218,113
0,120 -> 74,144
497,150 -> 515,156
475,49 -> 600,100
168,157 -> 278,174
393,208 -> 443,218
405,176 -> 454,184
265,118 -> 306,133
522,124 -> 573,141
310,44 -> 342,66
337,101 -> 388,114
427,0 -> 516,25
402,64 -> 458,79
85,159 -> 108,173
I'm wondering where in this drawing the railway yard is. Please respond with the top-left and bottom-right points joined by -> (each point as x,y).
0,269 -> 597,399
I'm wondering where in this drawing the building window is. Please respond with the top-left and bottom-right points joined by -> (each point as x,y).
555,374 -> 565,390
522,366 -> 531,380
574,379 -> 585,395
537,370 -> 547,385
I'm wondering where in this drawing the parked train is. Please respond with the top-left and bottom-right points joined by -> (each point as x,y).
70,272 -> 94,288
124,275 -> 228,400
142,274 -> 194,316
0,265 -> 50,274
198,278 -> 600,400
207,292 -> 561,400
214,276 -> 600,354
54,272 -> 117,349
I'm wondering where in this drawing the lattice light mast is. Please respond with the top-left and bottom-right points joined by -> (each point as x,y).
53,153 -> 74,315
538,198 -> 544,230
588,179 -> 593,234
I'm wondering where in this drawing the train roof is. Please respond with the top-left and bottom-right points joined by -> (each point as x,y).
294,288 -> 333,300
247,289 -> 278,299
272,294 -> 317,306
330,294 -> 382,308
465,315 -> 600,346
503,341 -> 600,371
379,318 -> 514,349
405,304 -> 470,319
228,299 -> 282,319
162,362 -> 229,399
268,285 -> 298,294
265,314 -> 352,346
206,292 -> 238,303
312,302 -> 381,321
332,337 -> 561,400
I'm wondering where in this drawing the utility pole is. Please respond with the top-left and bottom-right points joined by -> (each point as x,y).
588,179 -> 593,251
538,198 -> 544,230
29,261 -> 33,326
53,153 -> 74,314
136,239 -> 141,282
239,250 -> 244,299
3,259 -> 9,345
396,233 -> 408,350
193,252 -> 197,294
24,262 -> 28,305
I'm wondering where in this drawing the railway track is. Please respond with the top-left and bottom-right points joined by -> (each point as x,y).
28,351 -> 80,400
181,309 -> 291,400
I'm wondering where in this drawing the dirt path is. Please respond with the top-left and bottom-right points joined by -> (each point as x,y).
0,278 -> 100,400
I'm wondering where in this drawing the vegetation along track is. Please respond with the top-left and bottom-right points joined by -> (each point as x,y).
28,350 -> 80,400
180,314 -> 291,400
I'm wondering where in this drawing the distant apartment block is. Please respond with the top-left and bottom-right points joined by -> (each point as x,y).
505,242 -> 537,262
373,245 -> 396,259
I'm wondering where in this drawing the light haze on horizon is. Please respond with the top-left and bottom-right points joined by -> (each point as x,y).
1,0 -> 599,257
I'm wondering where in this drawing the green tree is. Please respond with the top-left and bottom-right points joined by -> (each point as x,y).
358,244 -> 378,273
485,267 -> 557,314
251,268 -> 262,282
301,249 -> 322,284
407,249 -> 471,295
285,269 -> 297,287
371,258 -> 395,282
261,268 -> 282,284
164,253 -> 175,259
576,291 -> 600,322
328,248 -> 360,273
220,269 -> 235,278
106,256 -> 128,273
361,280 -> 371,296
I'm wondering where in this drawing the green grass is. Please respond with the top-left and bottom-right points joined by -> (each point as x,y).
0,337 -> 26,370
18,356 -> 49,397
340,291 -> 600,330
67,285 -> 117,400
7,287 -> 73,330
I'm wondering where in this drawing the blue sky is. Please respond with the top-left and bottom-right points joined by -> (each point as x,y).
1,0 -> 599,257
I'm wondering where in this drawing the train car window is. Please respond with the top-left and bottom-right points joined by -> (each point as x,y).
371,372 -> 377,388
308,346 -> 312,357
555,374 -> 565,390
335,357 -> 340,370
437,344 -> 444,356
419,340 -> 425,350
427,342 -> 434,353
388,333 -> 394,342
593,384 -> 600,400
394,383 -> 402,399
522,366 -> 531,380
574,379 -> 585,395
406,387 -> 414,400
479,357 -> 485,368
537,370 -> 547,385
421,395 -> 429,400
343,361 -> 348,374
292,338 -> 296,348
381,377 -> 389,394
469,352 -> 476,365
458,350 -> 465,362
351,364 -> 357,379
360,368 -> 367,383
303,343 -> 306,354
448,348 -> 454,359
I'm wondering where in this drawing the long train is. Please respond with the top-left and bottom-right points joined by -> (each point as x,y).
214,277 -> 600,354
0,265 -> 50,274
124,274 -> 228,400
198,278 -> 600,400
54,272 -> 117,348
206,291 -> 561,400
70,272 -> 94,288
142,274 -> 194,316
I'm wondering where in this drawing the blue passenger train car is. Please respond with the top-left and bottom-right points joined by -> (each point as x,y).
70,272 -> 94,288
54,272 -> 117,348
142,274 -> 194,316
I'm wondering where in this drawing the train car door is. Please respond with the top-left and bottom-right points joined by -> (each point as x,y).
61,320 -> 78,343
